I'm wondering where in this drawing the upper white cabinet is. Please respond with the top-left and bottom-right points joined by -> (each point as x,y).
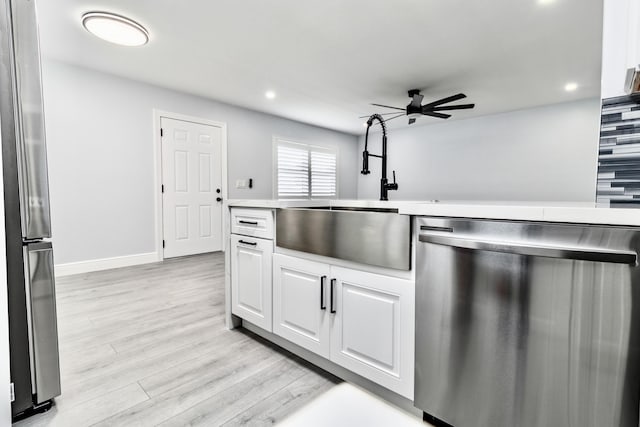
272,253 -> 414,399
273,254 -> 331,358
602,0 -> 640,98
231,234 -> 273,331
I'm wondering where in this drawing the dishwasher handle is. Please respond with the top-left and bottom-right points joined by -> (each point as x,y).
419,233 -> 637,265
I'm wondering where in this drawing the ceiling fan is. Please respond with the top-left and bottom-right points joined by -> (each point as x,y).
362,89 -> 475,125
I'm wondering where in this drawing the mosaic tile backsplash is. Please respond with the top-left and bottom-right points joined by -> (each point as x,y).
598,94 -> 640,207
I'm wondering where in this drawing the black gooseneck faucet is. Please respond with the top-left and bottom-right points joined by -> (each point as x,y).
361,114 -> 398,201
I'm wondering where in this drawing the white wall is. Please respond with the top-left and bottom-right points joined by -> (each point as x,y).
41,60 -> 358,265
357,98 -> 601,202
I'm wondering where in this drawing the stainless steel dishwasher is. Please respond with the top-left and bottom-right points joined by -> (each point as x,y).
415,217 -> 640,427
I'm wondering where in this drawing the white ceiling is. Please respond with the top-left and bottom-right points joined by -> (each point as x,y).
36,0 -> 604,135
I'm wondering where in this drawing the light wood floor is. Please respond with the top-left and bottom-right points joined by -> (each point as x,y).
14,252 -> 340,427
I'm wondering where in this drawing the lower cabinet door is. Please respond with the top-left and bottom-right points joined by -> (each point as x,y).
231,235 -> 273,331
330,266 -> 415,399
273,254 -> 331,358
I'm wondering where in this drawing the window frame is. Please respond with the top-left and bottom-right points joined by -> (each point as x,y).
272,136 -> 339,200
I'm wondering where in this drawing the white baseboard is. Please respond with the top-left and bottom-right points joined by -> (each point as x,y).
55,252 -> 160,277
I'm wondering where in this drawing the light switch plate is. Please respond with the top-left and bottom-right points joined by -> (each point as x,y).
236,179 -> 249,189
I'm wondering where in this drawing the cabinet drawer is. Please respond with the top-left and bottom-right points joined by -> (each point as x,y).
231,208 -> 274,239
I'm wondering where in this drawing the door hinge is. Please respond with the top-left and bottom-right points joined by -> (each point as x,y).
162,240 -> 165,248
9,382 -> 14,402
160,128 -> 164,137
161,184 -> 164,193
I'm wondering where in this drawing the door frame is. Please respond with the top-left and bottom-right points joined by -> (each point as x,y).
153,109 -> 228,261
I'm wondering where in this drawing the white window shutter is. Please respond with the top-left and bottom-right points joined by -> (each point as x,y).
277,143 -> 309,198
311,150 -> 337,198
276,138 -> 337,199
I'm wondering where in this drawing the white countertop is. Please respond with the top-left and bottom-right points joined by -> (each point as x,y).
227,199 -> 640,227
227,199 -> 330,209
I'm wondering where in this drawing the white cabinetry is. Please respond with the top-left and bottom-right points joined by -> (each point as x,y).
330,266 -> 414,399
230,208 -> 274,332
272,253 -> 414,398
231,235 -> 273,331
602,0 -> 640,98
273,255 -> 331,358
231,208 -> 274,239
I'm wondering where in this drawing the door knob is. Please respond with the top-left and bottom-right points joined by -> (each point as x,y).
216,197 -> 223,202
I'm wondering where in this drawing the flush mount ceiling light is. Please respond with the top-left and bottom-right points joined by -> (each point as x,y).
81,12 -> 149,46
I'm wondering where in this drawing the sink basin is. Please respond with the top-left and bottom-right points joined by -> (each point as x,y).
275,207 -> 410,270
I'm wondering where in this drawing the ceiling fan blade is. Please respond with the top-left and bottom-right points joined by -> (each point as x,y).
358,112 -> 406,118
408,118 -> 417,125
430,103 -> 475,111
422,111 -> 451,119
422,93 -> 467,109
371,103 -> 405,111
380,113 -> 406,123
409,94 -> 424,108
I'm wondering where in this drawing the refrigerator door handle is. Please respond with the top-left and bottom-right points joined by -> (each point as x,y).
24,241 -> 61,403
11,0 -> 52,239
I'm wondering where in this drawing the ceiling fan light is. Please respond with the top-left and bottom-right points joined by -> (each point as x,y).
82,12 -> 149,46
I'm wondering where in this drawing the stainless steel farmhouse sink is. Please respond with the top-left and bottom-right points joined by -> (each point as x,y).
275,207 -> 411,270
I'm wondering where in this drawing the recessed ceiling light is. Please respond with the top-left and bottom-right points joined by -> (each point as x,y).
81,12 -> 149,47
564,82 -> 578,92
538,0 -> 555,5
265,91 -> 276,100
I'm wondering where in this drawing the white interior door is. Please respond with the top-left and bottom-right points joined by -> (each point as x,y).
161,117 -> 223,258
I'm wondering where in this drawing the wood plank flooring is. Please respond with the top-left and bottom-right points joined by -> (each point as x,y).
14,253 -> 340,426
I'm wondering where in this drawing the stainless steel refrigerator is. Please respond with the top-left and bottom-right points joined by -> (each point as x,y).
0,0 -> 61,418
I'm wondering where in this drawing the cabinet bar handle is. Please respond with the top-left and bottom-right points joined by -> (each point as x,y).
330,278 -> 336,314
238,240 -> 257,246
238,220 -> 258,225
320,276 -> 327,310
